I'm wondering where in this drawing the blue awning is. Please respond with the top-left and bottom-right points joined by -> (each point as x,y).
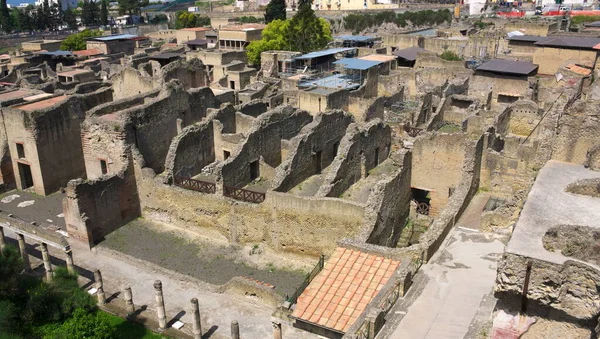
333,58 -> 382,70
295,48 -> 356,60
335,35 -> 377,42
92,34 -> 138,41
37,50 -> 74,56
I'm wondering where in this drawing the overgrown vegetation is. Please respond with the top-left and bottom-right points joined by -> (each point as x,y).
343,9 -> 452,34
174,11 -> 210,29
238,16 -> 262,23
61,29 -> 102,51
0,245 -> 161,339
440,50 -> 461,61
571,15 -> 600,26
246,0 -> 332,65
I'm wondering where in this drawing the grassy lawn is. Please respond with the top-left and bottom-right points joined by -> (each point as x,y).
103,312 -> 167,339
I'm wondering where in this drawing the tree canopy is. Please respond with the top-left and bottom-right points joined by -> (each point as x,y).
174,11 -> 210,29
264,0 -> 285,23
247,0 -> 331,65
61,29 -> 102,51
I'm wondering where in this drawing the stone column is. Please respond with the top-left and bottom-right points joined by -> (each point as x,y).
271,319 -> 283,339
94,270 -> 106,304
272,320 -> 282,339
154,280 -> 167,331
190,298 -> 202,339
16,233 -> 31,271
176,118 -> 183,134
64,250 -> 75,274
0,226 -> 5,252
231,320 -> 240,339
124,286 -> 135,316
40,243 -> 53,281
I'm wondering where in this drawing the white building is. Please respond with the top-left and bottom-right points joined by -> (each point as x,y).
35,0 -> 78,11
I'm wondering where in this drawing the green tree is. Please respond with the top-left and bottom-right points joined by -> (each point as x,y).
81,0 -> 99,26
174,11 -> 209,28
286,0 -> 331,53
100,0 -> 108,25
264,0 -> 285,23
60,29 -> 102,50
63,4 -> 78,30
118,0 -> 140,15
246,19 -> 289,65
0,246 -> 23,300
0,0 -> 11,33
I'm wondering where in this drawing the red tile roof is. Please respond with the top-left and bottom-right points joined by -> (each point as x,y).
291,248 -> 400,333
73,48 -> 103,57
16,95 -> 68,111
565,64 -> 592,76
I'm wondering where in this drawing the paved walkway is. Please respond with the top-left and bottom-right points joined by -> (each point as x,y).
3,228 -> 319,339
381,194 -> 505,339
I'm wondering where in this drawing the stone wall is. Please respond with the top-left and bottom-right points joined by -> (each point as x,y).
469,72 -> 531,107
163,120 -> 215,182
495,252 -> 600,325
63,153 -> 141,248
220,106 -> 312,187
552,100 -> 600,166
362,150 -> 412,247
317,120 -> 392,198
411,132 -> 469,215
136,165 -> 365,256
272,110 -> 354,192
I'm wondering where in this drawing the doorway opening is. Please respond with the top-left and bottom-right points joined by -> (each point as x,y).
223,150 -> 231,160
18,163 -> 33,189
250,160 -> 259,180
229,80 -> 235,90
313,150 -> 322,174
411,187 -> 431,215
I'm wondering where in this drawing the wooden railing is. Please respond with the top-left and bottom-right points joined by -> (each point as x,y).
223,185 -> 266,203
174,176 -> 216,194
404,125 -> 423,137
286,254 -> 325,306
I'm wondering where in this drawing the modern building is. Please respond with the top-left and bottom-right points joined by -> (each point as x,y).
86,34 -> 137,55
176,27 -> 211,45
218,24 -> 265,51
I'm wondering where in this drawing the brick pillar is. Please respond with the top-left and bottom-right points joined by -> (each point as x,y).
17,233 -> 31,271
231,320 -> 240,339
154,280 -> 167,331
40,243 -> 53,281
94,270 -> 106,304
190,298 -> 202,339
124,286 -> 135,316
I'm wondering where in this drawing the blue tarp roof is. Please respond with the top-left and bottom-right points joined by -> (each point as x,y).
333,58 -> 382,70
92,34 -> 138,41
37,50 -> 74,56
335,35 -> 377,42
295,48 -> 355,60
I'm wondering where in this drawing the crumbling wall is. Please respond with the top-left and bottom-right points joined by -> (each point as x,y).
237,100 -> 268,118
552,100 -> 600,165
348,89 -> 403,122
81,119 -> 128,180
220,106 -> 312,187
495,252 -> 600,325
361,150 -> 412,247
164,120 -> 215,182
186,86 -> 218,125
469,72 -> 531,106
411,132 -> 469,216
318,120 -> 392,198
111,66 -> 155,100
272,110 -> 354,192
585,144 -> 600,171
63,154 -> 141,248
162,58 -> 208,89
136,162 -> 365,256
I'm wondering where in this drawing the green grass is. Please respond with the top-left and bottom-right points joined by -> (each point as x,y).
103,312 -> 166,339
438,123 -> 461,133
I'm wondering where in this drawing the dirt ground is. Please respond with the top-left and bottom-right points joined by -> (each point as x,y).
521,318 -> 592,339
101,219 -> 312,296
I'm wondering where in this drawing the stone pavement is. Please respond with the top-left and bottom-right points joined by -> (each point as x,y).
378,193 -> 505,339
3,228 -> 319,339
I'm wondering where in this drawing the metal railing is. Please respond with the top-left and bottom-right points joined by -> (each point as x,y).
174,176 -> 216,194
286,254 -> 325,306
223,185 -> 266,203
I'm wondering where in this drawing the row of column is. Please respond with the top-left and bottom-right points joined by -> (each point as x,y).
0,225 -> 74,281
0,227 -> 285,339
92,274 -> 284,339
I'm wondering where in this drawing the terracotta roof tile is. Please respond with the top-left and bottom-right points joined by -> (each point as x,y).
291,247 -> 401,333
